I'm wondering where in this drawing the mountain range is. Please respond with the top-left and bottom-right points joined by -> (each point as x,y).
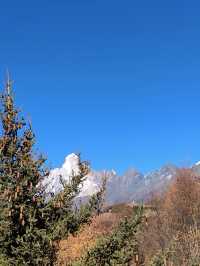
43,153 -> 200,205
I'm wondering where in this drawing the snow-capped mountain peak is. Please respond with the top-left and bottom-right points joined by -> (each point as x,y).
62,153 -> 80,175
44,154 -> 200,204
43,153 -> 101,198
42,153 -> 81,197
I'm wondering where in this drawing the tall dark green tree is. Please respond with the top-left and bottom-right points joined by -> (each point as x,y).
0,78 -> 60,265
0,79 -> 101,265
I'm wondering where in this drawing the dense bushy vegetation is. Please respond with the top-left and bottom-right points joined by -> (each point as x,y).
73,207 -> 143,266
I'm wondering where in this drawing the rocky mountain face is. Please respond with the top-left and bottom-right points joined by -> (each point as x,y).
101,164 -> 177,204
43,153 -> 198,204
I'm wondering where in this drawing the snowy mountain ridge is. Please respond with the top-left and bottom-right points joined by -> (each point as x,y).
43,153 -> 200,204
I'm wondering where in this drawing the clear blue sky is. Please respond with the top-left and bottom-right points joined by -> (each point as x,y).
0,0 -> 200,174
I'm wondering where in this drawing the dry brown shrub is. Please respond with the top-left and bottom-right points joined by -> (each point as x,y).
57,212 -> 119,265
164,169 -> 200,233
166,226 -> 200,265
139,168 -> 200,264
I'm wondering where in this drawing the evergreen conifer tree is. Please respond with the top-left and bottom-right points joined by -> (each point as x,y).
0,78 -> 58,265
0,78 -> 101,265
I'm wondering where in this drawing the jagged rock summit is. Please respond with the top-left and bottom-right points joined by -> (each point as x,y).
43,153 -> 181,204
42,153 -> 99,198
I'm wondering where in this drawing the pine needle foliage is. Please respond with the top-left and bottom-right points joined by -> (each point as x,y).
0,80 -> 100,265
0,80 -> 54,265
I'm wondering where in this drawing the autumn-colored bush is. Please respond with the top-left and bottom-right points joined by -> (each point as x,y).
139,168 -> 200,264
164,169 -> 200,233
167,226 -> 200,265
57,212 -> 119,265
